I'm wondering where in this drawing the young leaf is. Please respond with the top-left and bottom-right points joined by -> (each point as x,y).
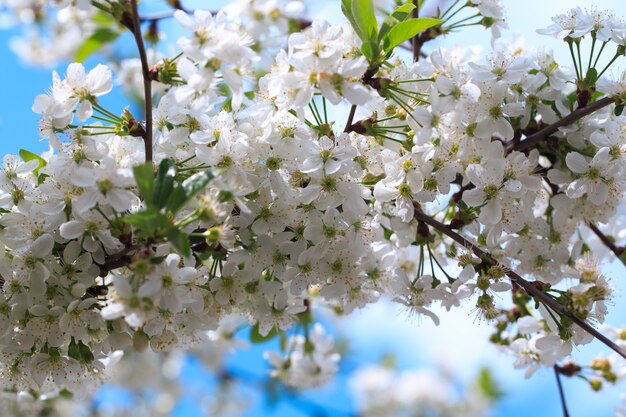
153,159 -> 176,209
123,207 -> 170,233
584,68 -> 598,85
75,27 -> 120,63
351,0 -> 378,41
383,17 -> 441,52
164,227 -> 191,257
379,3 -> 416,42
133,163 -> 155,203
19,149 -> 46,175
166,170 -> 214,214
342,0 -> 365,40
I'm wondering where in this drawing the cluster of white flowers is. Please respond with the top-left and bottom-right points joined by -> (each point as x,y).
4,0 -> 95,66
264,323 -> 339,388
350,364 -> 495,417
0,0 -> 625,412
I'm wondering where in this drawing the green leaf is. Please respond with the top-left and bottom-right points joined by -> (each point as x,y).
123,207 -> 169,232
342,0 -> 365,40
379,2 -> 417,42
584,68 -> 598,85
361,40 -> 376,60
153,159 -> 176,209
75,27 -> 120,63
249,323 -> 279,344
166,170 -> 214,214
351,0 -> 378,42
476,367 -> 504,400
19,149 -> 46,175
615,103 -> 625,116
164,227 -> 191,257
133,163 -> 155,203
383,17 -> 441,52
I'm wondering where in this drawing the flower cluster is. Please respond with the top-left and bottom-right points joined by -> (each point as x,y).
0,0 -> 625,413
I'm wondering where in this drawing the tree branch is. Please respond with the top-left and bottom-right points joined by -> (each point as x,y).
554,365 -> 570,417
344,105 -> 357,132
587,221 -> 625,265
130,0 -> 153,162
412,0 -> 420,62
510,96 -> 615,152
412,206 -> 626,361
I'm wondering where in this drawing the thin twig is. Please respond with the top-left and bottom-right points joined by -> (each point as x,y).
412,207 -> 626,361
412,0 -> 420,62
587,221 -> 625,264
344,105 -> 358,132
554,366 -> 570,417
511,97 -> 615,152
130,0 -> 153,162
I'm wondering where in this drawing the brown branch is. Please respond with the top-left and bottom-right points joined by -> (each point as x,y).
130,0 -> 153,162
344,105 -> 357,132
412,0 -> 420,62
554,365 -> 570,417
510,96 -> 615,152
412,207 -> 626,361
587,221 -> 625,264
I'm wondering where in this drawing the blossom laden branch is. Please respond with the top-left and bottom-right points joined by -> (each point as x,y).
587,221 -> 626,265
413,206 -> 626,361
510,96 -> 616,152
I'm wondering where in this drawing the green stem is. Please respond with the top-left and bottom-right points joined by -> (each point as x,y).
575,41 -> 584,80
440,0 -> 461,20
592,41 -> 608,68
597,51 -> 622,79
587,36 -> 596,72
568,42 -> 581,80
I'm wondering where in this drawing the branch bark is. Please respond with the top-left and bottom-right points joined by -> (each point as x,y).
587,221 -> 625,265
413,206 -> 626,361
412,0 -> 420,62
510,96 -> 615,152
130,0 -> 153,162
554,365 -> 570,417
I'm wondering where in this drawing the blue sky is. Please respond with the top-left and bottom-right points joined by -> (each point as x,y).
1,1 -> 625,416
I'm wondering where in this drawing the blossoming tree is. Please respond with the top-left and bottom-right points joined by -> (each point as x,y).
0,0 -> 625,415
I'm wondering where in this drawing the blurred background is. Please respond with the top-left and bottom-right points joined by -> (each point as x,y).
0,0 -> 624,416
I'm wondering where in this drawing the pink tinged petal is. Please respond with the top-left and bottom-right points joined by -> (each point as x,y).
565,152 -> 589,174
